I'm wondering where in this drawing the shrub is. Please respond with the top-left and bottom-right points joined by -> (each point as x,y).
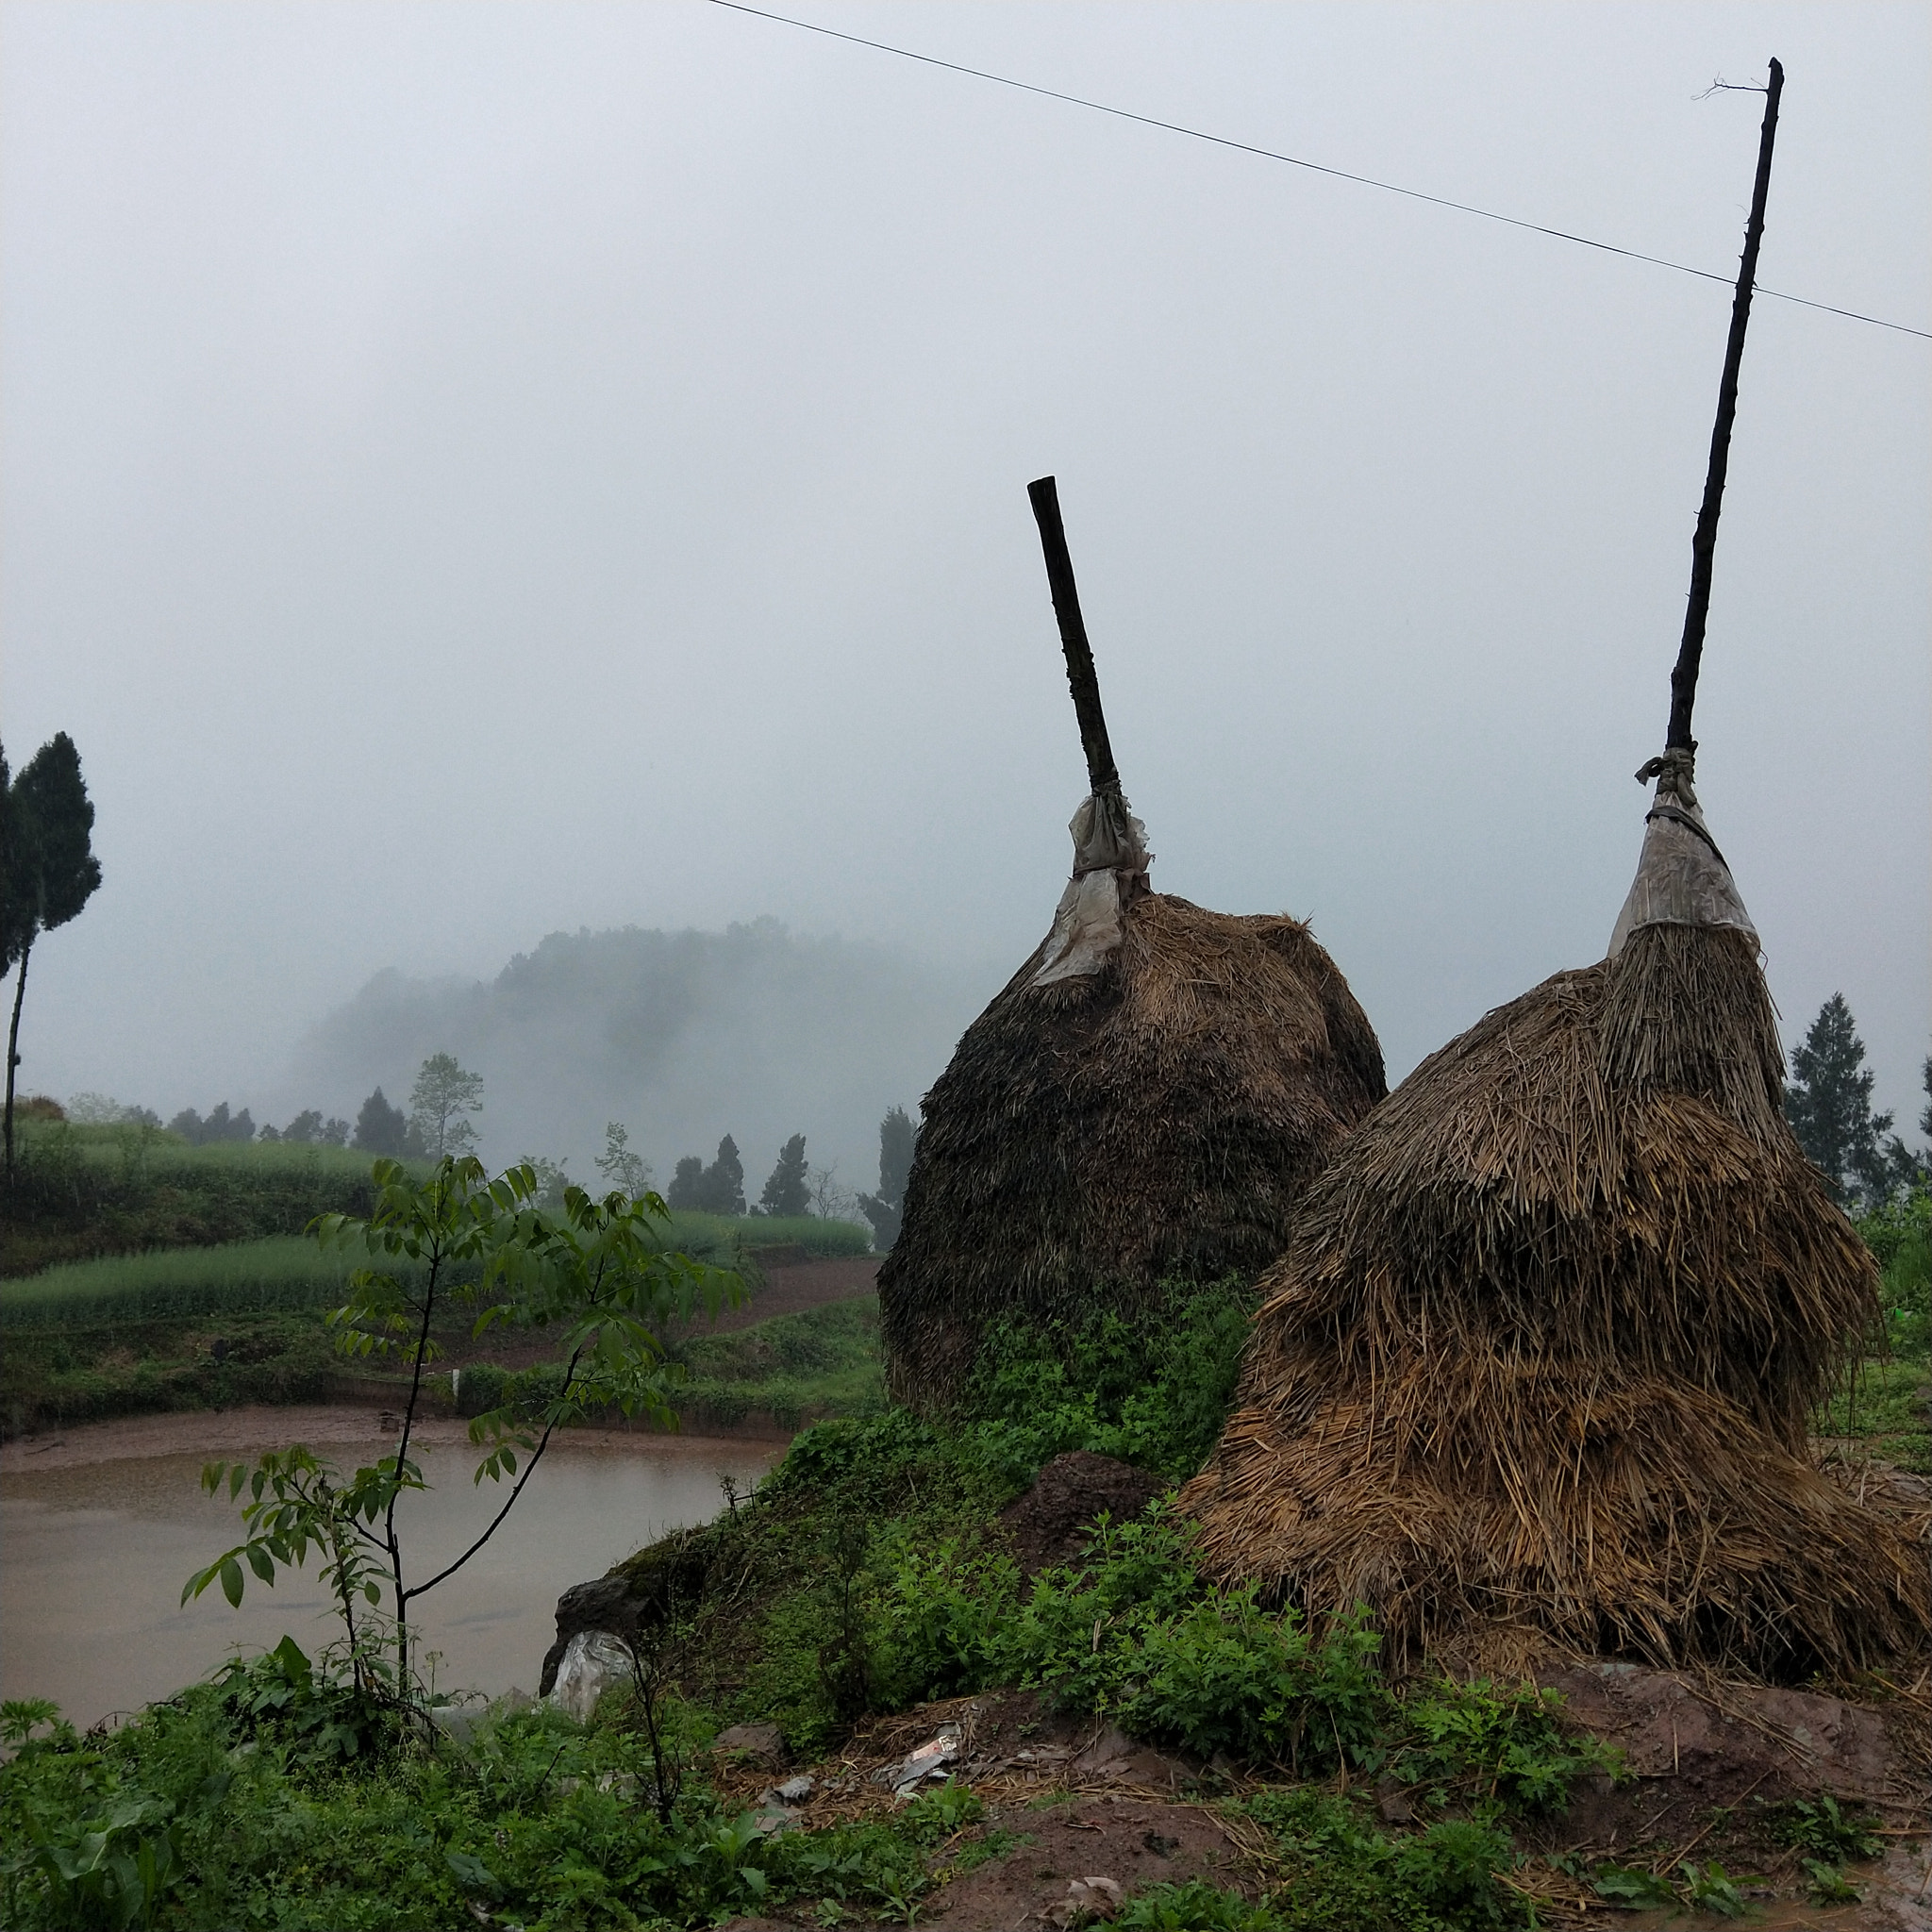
966,1276 -> 1254,1478
1391,1677 -> 1616,1816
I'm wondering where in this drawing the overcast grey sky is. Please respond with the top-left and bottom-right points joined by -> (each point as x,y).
4,1 -> 1926,1166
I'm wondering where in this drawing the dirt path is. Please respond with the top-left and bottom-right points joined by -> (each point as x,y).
685,1256 -> 879,1336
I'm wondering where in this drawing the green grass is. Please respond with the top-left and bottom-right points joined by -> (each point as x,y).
674,1295 -> 885,1428
661,1210 -> 874,1262
0,1237 -> 361,1327
1818,1356 -> 1932,1474
2,1311 -> 345,1436
2,1122 -> 393,1277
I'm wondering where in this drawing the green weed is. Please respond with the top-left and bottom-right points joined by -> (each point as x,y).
1763,1791 -> 1881,1861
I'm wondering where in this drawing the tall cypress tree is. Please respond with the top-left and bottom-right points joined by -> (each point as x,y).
698,1135 -> 745,1215
858,1105 -> 919,1250
3,734 -> 104,1185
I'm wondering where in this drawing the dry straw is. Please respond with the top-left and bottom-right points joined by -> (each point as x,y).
879,887 -> 1384,1407
1182,921 -> 1930,1674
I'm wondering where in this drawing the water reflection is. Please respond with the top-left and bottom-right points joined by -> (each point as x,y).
1,1432 -> 779,1725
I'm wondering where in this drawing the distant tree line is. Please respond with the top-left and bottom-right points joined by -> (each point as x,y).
153,1054 -> 487,1158
659,1106 -> 919,1246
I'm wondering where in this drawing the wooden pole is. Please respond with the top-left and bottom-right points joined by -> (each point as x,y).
1666,57 -> 1783,751
1027,475 -> 1121,793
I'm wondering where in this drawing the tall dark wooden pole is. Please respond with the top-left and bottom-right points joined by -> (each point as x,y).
1666,57 -> 1783,751
1028,475 -> 1120,793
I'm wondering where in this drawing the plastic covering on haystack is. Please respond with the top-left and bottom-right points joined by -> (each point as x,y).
1607,746 -> 1757,954
1029,787 -> 1151,989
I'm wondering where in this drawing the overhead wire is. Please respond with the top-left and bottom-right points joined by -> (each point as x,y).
707,0 -> 1931,342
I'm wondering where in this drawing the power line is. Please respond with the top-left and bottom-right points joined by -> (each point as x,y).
708,0 -> 1931,342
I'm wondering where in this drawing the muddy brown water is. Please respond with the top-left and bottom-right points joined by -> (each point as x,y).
1,1407 -> 780,1726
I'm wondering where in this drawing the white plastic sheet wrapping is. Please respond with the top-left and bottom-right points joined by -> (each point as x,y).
547,1628 -> 633,1723
1028,787 -> 1152,989
1607,749 -> 1757,958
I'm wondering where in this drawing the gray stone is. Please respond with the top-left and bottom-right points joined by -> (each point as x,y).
712,1722 -> 787,1768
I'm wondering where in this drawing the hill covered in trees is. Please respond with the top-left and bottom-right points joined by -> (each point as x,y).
281,920 -> 980,1191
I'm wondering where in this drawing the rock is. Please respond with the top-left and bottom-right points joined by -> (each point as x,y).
540,1529 -> 710,1695
547,1629 -> 633,1723
998,1453 -> 1166,1578
772,1774 -> 813,1803
712,1722 -> 788,1769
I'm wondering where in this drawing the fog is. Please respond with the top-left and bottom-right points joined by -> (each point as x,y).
4,2 -> 1926,1182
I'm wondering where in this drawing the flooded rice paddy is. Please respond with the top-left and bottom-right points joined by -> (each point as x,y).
1,1407 -> 780,1726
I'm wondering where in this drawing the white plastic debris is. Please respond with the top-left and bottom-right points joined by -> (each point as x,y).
1049,1876 -> 1124,1926
546,1629 -> 633,1723
872,1723 -> 964,1797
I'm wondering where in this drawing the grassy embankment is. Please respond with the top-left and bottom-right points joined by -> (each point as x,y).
1,1124 -> 881,1437
7,1265 -> 1920,1931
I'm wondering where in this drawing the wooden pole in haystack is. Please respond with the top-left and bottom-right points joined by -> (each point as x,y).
1668,58 -> 1782,752
1027,475 -> 1122,795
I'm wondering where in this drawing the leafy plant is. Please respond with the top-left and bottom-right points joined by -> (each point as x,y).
186,1156 -> 740,1692
1765,1790 -> 1881,1861
1804,1857 -> 1862,1904
967,1277 -> 1255,1479
1392,1677 -> 1615,1816
1244,1788 -> 1526,1930
1591,1862 -> 1678,1909
1680,1858 -> 1749,1917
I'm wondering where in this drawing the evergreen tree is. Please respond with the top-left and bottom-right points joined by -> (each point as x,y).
353,1087 -> 408,1156
759,1134 -> 810,1217
3,732 -> 103,1184
697,1134 -> 745,1215
1786,994 -> 1896,1206
665,1155 -> 705,1210
858,1105 -> 918,1250
408,1052 -> 483,1159
168,1108 -> 205,1143
281,1109 -> 325,1144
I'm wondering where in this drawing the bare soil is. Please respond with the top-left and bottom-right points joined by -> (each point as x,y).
996,1451 -> 1167,1577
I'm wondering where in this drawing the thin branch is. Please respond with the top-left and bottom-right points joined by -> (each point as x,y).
402,1334 -> 592,1607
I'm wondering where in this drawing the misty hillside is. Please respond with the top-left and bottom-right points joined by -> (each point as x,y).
283,921 -> 988,1194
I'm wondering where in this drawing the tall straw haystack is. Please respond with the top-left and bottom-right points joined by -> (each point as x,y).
878,479 -> 1386,1410
1183,63 -> 1931,1676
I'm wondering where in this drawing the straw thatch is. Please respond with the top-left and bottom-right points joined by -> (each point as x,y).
1181,910 -> 1931,1674
878,884 -> 1386,1411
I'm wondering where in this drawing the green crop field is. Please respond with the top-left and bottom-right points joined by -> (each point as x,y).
0,1237 -> 360,1327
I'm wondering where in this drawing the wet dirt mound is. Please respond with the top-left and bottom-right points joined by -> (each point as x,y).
998,1451 -> 1167,1577
924,1793 -> 1255,1927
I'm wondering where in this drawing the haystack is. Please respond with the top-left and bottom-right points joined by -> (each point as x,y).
1182,62 -> 1931,1676
878,478 -> 1386,1409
